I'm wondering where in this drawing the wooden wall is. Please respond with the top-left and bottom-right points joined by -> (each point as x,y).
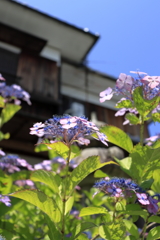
17,52 -> 59,102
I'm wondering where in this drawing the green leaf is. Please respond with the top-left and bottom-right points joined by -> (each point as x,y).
124,236 -> 137,240
66,156 -> 116,196
80,207 -> 109,217
0,131 -> 10,141
99,222 -> 125,240
100,125 -> 133,153
124,204 -> 148,219
115,99 -> 133,108
94,170 -> 108,178
133,87 -> 160,116
75,234 -> 89,240
148,216 -> 160,224
125,113 -> 140,125
34,144 -> 49,152
152,139 -> 160,149
0,96 -> 5,107
72,222 -> 97,240
10,190 -> 61,222
43,142 -> 77,160
115,144 -> 160,183
123,220 -> 139,238
151,169 -> 160,192
152,113 -> 160,122
1,104 -> 21,125
147,226 -> 160,240
0,169 -> 12,194
140,178 -> 154,190
65,196 -> 74,215
30,170 -> 61,195
45,214 -> 62,240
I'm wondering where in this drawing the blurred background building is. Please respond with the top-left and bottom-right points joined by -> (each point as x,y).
0,0 -> 149,162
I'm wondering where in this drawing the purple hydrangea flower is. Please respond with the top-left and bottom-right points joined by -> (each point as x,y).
30,115 -> 108,146
0,154 -> 33,173
94,178 -> 142,198
0,82 -> 31,105
99,71 -> 160,125
14,179 -> 35,188
0,194 -> 11,206
147,196 -> 159,215
99,87 -> 114,102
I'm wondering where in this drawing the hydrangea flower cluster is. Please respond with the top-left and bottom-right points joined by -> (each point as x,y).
34,157 -> 77,173
14,179 -> 35,188
30,115 -> 108,146
94,178 -> 160,214
0,82 -> 31,105
100,72 -> 160,124
0,154 -> 33,173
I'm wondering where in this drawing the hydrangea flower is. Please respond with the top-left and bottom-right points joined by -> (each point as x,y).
94,178 -> 160,214
0,154 -> 33,173
0,194 -> 11,206
30,115 -> 108,146
14,179 -> 35,188
99,71 -> 160,124
0,82 -> 31,105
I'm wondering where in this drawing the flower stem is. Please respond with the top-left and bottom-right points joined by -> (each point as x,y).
61,146 -> 71,240
140,116 -> 144,146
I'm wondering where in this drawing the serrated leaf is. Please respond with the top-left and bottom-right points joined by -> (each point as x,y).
10,190 -> 61,222
100,125 -> 133,153
80,207 -> 109,217
1,104 -> 21,125
147,226 -> 160,240
115,145 -> 160,183
133,87 -> 160,117
125,113 -> 140,125
66,156 -> 116,196
31,170 -> 61,195
99,222 -> 125,240
115,99 -> 133,109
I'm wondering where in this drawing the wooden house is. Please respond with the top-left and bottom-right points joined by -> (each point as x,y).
0,0 -> 149,162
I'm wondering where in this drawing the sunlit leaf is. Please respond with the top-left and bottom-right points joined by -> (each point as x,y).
115,99 -> 133,109
80,207 -> 109,217
31,170 -> 61,195
10,190 -> 61,222
100,125 -> 133,153
1,104 -> 21,125
133,87 -> 160,116
125,113 -> 140,125
147,226 -> 160,240
66,156 -> 116,196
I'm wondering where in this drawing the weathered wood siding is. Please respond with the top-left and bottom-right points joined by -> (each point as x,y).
17,53 -> 59,101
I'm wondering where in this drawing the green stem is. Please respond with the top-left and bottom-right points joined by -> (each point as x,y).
140,116 -> 144,146
61,147 -> 71,240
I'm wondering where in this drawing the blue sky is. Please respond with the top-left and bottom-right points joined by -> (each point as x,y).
18,0 -> 160,136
